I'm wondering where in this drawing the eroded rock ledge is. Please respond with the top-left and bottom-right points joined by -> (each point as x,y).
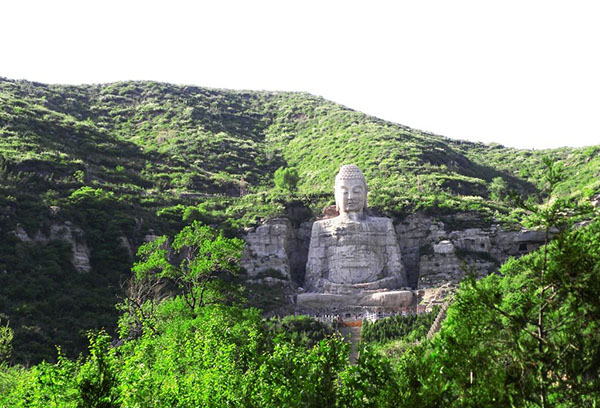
241,212 -> 547,292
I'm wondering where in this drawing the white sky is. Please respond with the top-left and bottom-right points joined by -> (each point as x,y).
2,0 -> 599,149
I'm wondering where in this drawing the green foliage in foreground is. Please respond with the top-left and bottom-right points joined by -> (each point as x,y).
132,221 -> 245,314
0,220 -> 401,407
390,160 -> 600,407
0,303 -> 401,408
393,222 -> 600,407
2,216 -> 600,407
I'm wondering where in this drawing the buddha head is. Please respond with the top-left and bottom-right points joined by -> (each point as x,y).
334,164 -> 368,217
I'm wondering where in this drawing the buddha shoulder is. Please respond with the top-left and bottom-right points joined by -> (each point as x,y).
363,215 -> 394,231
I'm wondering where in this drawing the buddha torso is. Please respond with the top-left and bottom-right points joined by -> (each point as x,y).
305,214 -> 406,292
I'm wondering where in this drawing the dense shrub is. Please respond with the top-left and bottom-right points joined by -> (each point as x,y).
361,309 -> 439,344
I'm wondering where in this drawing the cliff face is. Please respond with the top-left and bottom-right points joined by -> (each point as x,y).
241,212 -> 547,290
395,213 -> 545,288
8,206 -> 547,306
12,222 -> 92,273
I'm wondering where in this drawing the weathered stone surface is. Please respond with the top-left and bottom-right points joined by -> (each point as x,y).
289,220 -> 312,284
419,252 -> 493,288
241,167 -> 552,304
13,224 -> 31,242
433,240 -> 455,254
392,213 -> 550,288
48,223 -> 92,273
241,218 -> 294,282
449,228 -> 491,252
296,290 -> 414,310
395,213 -> 444,288
416,224 -> 549,288
299,164 -> 407,314
296,292 -> 359,309
304,215 -> 406,292
245,210 -> 551,293
417,284 -> 455,309
143,230 -> 159,243
118,236 -> 134,259
360,290 -> 414,308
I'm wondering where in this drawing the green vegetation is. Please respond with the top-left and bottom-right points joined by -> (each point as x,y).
273,166 -> 300,192
0,224 -> 399,407
2,215 -> 598,406
391,222 -> 600,407
1,156 -> 599,405
1,77 -> 599,366
0,320 -> 12,363
361,308 -> 439,344
132,221 -> 244,315
388,161 -> 600,407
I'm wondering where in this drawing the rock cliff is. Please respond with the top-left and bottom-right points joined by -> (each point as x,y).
12,222 -> 92,273
241,211 -> 548,290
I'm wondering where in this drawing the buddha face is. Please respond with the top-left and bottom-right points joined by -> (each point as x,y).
335,178 -> 367,215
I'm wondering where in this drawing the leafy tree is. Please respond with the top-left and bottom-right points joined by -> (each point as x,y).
397,158 -> 600,407
337,345 -> 400,408
252,334 -> 349,408
273,166 -> 299,192
361,310 -> 438,344
508,157 -> 597,407
267,315 -> 334,348
76,332 -> 120,408
0,319 -> 13,363
132,221 -> 244,316
28,350 -> 79,408
488,176 -> 508,201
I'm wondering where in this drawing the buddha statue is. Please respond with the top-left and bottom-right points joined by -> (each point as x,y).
304,165 -> 407,295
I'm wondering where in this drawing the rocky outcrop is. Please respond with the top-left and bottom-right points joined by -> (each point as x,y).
395,213 -> 444,288
242,211 -> 549,291
396,214 -> 547,288
12,222 -> 92,273
241,218 -> 296,284
118,236 -> 134,258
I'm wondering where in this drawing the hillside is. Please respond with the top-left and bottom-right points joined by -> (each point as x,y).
1,77 -> 598,363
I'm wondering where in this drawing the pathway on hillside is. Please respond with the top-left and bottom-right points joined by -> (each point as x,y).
338,324 -> 362,364
426,296 -> 454,340
332,296 -> 454,364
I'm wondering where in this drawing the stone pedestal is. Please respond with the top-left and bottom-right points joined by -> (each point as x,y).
296,290 -> 414,311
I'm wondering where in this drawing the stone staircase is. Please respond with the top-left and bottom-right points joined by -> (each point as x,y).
426,295 -> 453,340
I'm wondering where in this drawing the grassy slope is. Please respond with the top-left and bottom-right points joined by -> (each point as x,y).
0,78 -> 598,363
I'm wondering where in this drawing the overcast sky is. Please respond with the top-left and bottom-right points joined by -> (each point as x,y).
2,0 -> 599,149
